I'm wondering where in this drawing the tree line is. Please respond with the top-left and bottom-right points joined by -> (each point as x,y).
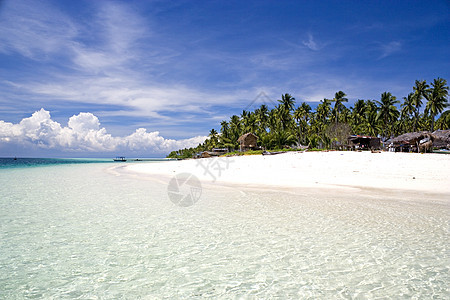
168,78 -> 449,158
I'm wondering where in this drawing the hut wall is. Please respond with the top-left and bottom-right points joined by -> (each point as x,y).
238,133 -> 258,151
369,138 -> 381,149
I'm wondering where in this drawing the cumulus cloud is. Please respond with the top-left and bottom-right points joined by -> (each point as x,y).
0,109 -> 206,154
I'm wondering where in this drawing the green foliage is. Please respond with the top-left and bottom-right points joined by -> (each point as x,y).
167,79 -> 449,158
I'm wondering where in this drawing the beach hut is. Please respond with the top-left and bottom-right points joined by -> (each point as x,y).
391,131 -> 436,153
238,133 -> 258,152
432,129 -> 450,150
347,135 -> 381,150
201,151 -> 212,158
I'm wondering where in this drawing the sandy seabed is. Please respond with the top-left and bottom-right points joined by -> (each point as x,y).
122,151 -> 450,198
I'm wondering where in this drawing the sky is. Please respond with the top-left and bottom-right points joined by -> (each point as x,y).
0,0 -> 449,157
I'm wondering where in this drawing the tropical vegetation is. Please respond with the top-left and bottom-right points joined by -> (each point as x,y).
168,78 -> 449,158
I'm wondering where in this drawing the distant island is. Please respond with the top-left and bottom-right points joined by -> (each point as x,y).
168,78 -> 449,159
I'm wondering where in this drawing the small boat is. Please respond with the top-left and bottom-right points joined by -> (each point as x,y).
113,156 -> 127,162
262,151 -> 284,156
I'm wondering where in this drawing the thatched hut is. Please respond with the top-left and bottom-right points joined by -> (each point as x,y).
391,131 -> 436,153
201,151 -> 211,158
348,135 -> 381,150
432,129 -> 450,149
238,133 -> 258,151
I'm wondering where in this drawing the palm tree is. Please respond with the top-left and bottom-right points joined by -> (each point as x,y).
247,112 -> 258,133
271,129 -> 297,149
255,104 -> 269,133
267,108 -> 278,132
331,91 -> 348,124
274,104 -> 292,131
401,93 -> 415,118
350,99 -> 366,133
278,93 -> 296,112
294,102 -> 312,123
412,80 -> 430,131
400,93 -> 415,133
207,129 -> 219,149
435,110 -> 450,130
240,110 -> 249,132
229,115 -> 241,149
220,121 -> 229,138
376,92 -> 399,138
316,99 -> 332,124
293,102 -> 311,145
425,77 -> 449,132
361,109 -> 381,136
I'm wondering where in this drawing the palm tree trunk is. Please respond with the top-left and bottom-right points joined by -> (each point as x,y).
431,114 -> 435,132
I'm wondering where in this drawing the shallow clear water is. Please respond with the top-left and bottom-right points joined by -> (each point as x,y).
0,163 -> 448,298
0,157 -> 115,169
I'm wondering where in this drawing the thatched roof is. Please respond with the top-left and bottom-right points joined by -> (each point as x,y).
432,129 -> 450,148
432,129 -> 450,142
238,132 -> 258,142
391,131 -> 436,145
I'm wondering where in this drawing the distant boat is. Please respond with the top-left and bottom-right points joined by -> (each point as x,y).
113,156 -> 127,162
262,151 -> 284,156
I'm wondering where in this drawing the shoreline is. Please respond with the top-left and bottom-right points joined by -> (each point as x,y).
118,151 -> 450,197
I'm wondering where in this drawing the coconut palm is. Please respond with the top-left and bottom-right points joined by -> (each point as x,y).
294,102 -> 311,123
205,129 -> 219,149
400,93 -> 415,132
255,104 -> 269,133
412,80 -> 430,131
331,91 -> 348,124
376,92 -> 399,138
350,99 -> 366,133
274,104 -> 292,131
229,115 -> 241,149
401,93 -> 415,119
267,109 -> 278,132
220,121 -> 229,138
293,102 -> 312,145
316,99 -> 332,124
425,77 -> 449,132
435,110 -> 450,130
278,93 -> 296,112
271,129 -> 297,149
361,109 -> 381,136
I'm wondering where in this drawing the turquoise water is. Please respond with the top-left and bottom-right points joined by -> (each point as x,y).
0,158 -> 114,169
0,158 -> 168,169
0,163 -> 448,298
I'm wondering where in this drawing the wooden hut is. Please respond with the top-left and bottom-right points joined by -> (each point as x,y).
432,130 -> 450,149
201,151 -> 211,158
348,135 -> 381,150
391,131 -> 436,153
238,133 -> 258,152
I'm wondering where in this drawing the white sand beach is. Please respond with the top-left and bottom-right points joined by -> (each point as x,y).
123,151 -> 450,195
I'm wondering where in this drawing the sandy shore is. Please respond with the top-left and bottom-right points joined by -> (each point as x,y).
122,151 -> 450,195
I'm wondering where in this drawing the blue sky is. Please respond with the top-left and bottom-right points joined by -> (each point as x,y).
0,0 -> 449,157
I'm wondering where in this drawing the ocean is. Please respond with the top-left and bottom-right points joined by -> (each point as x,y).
0,159 -> 448,298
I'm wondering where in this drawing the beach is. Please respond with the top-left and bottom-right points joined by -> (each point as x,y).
1,155 -> 449,298
123,151 -> 450,196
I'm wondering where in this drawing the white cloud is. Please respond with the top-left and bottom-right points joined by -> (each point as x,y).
0,0 -> 256,120
0,0 -> 78,60
302,33 -> 320,51
0,109 -> 207,154
378,41 -> 402,59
